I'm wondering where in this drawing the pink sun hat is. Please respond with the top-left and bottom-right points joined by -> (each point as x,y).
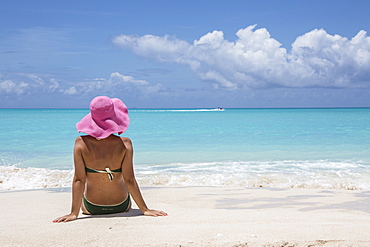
76,96 -> 130,139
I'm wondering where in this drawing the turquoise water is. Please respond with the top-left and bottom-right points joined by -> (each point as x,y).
1,108 -> 370,190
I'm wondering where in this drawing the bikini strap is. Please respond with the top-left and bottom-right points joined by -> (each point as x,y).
85,167 -> 122,181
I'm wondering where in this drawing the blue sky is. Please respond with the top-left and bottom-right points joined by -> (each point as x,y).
1,0 -> 370,108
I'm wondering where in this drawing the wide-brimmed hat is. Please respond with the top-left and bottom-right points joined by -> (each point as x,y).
76,96 -> 130,139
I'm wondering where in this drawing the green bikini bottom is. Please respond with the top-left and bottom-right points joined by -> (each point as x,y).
83,194 -> 131,215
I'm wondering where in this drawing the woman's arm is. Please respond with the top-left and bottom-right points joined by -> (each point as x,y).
121,137 -> 167,217
53,137 -> 87,223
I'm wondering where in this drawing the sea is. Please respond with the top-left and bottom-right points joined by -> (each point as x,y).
1,108 -> 370,191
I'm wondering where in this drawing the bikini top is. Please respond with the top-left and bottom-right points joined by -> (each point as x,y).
85,167 -> 122,182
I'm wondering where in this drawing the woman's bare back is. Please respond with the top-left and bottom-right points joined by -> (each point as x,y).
77,135 -> 129,205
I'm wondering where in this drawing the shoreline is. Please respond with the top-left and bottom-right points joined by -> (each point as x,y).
2,163 -> 370,191
2,186 -> 370,246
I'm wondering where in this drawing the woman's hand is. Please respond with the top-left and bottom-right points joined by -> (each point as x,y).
143,209 -> 168,217
52,213 -> 78,223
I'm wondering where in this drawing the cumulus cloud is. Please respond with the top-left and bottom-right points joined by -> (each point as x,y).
0,80 -> 28,94
110,72 -> 149,86
63,86 -> 78,95
112,25 -> 370,89
0,73 -> 60,95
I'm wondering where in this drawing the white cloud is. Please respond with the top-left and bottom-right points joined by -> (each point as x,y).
112,34 -> 190,63
63,86 -> 78,95
0,71 -> 162,98
288,29 -> 370,87
49,79 -> 60,92
0,80 -> 28,94
105,72 -> 165,97
25,74 -> 44,85
69,72 -> 158,96
70,72 -> 160,96
0,73 -> 62,95
112,25 -> 370,89
90,78 -> 106,81
110,72 -> 149,85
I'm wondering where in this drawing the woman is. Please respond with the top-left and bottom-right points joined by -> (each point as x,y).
53,96 -> 167,223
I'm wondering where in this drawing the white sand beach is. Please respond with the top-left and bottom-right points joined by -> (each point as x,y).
1,186 -> 370,246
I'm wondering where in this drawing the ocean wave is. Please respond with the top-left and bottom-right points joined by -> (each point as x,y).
0,166 -> 73,191
135,160 -> 370,190
1,160 -> 370,191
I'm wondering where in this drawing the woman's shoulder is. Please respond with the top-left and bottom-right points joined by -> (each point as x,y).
119,136 -> 133,149
75,135 -> 91,140
119,136 -> 132,144
75,135 -> 85,143
73,136 -> 89,152
75,135 -> 91,144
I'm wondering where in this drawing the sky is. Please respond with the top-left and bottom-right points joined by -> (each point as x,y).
1,0 -> 370,108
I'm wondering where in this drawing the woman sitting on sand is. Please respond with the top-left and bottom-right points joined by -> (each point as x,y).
53,96 -> 167,223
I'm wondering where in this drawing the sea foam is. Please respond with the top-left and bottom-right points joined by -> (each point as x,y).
1,159 -> 370,191
0,166 -> 73,191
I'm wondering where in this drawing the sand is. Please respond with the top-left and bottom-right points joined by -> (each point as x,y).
1,186 -> 370,247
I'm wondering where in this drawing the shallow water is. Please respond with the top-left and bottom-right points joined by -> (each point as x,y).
1,108 -> 370,190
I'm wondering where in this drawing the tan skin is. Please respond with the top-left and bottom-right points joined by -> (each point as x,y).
53,135 -> 167,223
